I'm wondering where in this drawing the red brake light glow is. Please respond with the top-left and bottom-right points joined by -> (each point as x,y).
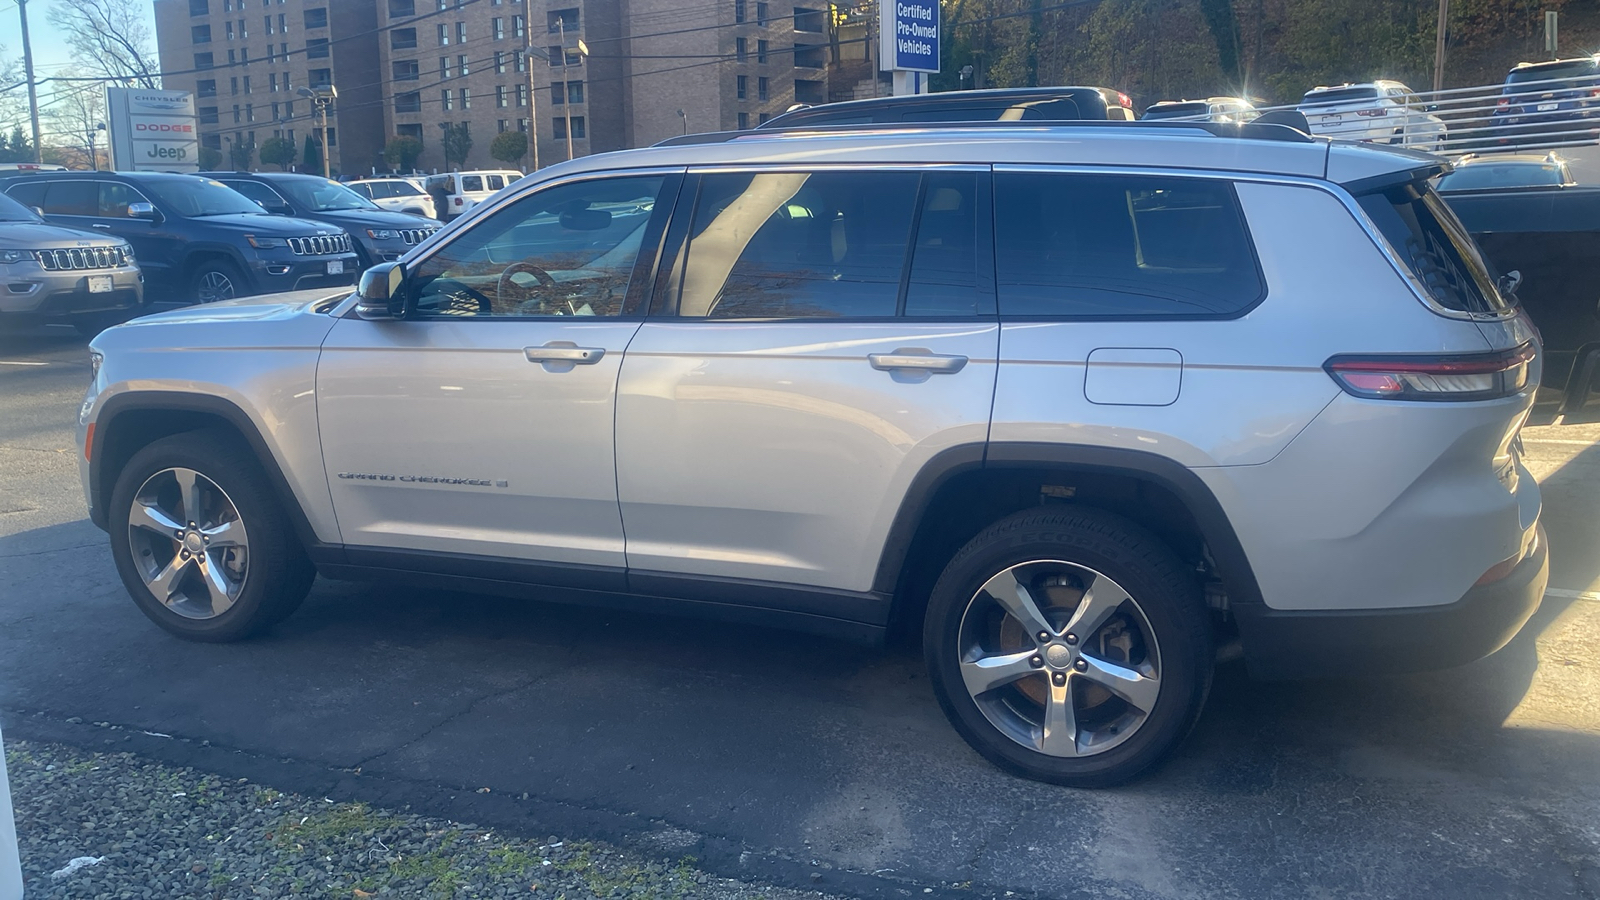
1117,92 -> 1132,108
1325,344 -> 1536,402
1356,108 -> 1390,117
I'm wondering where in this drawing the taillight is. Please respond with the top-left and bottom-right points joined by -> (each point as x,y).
1497,97 -> 1510,109
1117,92 -> 1132,108
1356,107 -> 1389,117
454,197 -> 464,206
1324,344 -> 1535,402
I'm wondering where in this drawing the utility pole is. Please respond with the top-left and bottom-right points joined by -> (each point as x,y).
1432,0 -> 1449,93
17,0 -> 43,163
558,18 -> 575,161
299,85 -> 336,177
523,0 -> 541,171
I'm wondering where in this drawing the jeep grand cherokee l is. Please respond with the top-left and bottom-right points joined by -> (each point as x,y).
78,121 -> 1547,786
0,190 -> 142,335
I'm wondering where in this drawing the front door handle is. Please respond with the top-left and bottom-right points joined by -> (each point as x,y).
868,349 -> 968,374
524,344 -> 606,364
91,224 -> 111,230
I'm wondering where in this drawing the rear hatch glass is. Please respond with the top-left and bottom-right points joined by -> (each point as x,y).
1507,60 -> 1599,86
1141,102 -> 1209,120
1357,181 -> 1511,315
1301,87 -> 1379,106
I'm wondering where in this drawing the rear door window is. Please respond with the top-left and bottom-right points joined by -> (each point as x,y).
1357,181 -> 1509,314
43,181 -> 98,217
461,175 -> 484,192
992,172 -> 1264,317
487,175 -> 506,190
675,170 -> 920,318
905,172 -> 987,316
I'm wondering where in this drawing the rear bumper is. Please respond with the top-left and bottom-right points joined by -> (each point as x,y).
1234,524 -> 1547,679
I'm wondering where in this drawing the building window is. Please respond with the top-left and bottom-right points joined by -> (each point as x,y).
553,117 -> 565,139
794,44 -> 824,67
226,20 -> 235,40
303,7 -> 327,29
197,79 -> 217,98
240,47 -> 248,64
461,88 -> 471,109
547,45 -> 564,67
438,23 -> 449,44
514,49 -> 526,72
242,75 -> 251,93
737,75 -> 747,100
553,116 -> 585,139
395,91 -> 422,113
793,6 -> 825,32
230,76 -> 239,95
758,39 -> 768,63
518,118 -> 529,132
309,68 -> 331,88
458,54 -> 469,76
493,17 -> 503,39
738,112 -> 749,129
306,38 -> 329,59
496,85 -> 508,107
494,51 -> 506,74
759,112 -> 771,124
199,106 -> 219,124
457,22 -> 466,42
551,82 -> 564,105
498,119 -> 510,133
795,78 -> 824,103
757,2 -> 768,25
238,18 -> 248,38
278,14 -> 287,33
190,0 -> 209,16
758,76 -> 769,101
442,89 -> 453,111
516,83 -> 528,106
388,0 -> 415,17
195,51 -> 215,69
265,44 -> 274,62
393,59 -> 419,81
264,15 -> 273,35
512,14 -> 524,39
270,101 -> 279,119
547,8 -> 578,32
391,28 -> 417,49
326,128 -> 337,146
232,104 -> 241,124
735,0 -> 746,22
440,57 -> 450,78
192,24 -> 212,43
736,37 -> 746,61
566,80 -> 583,104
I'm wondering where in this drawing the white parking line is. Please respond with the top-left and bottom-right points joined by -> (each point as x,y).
1546,588 -> 1600,602
0,361 -> 48,367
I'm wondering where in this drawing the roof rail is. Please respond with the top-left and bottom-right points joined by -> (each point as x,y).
651,118 -> 1316,148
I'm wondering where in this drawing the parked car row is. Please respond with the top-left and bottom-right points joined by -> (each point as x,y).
0,170 -> 440,332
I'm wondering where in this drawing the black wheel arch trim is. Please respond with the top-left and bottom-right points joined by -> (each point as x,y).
871,441 -> 1266,610
88,390 -> 332,558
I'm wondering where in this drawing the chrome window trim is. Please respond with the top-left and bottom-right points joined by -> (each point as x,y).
993,162 -> 1518,322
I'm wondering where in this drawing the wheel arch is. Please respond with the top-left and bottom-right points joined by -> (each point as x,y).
875,442 -> 1265,636
89,391 -> 325,557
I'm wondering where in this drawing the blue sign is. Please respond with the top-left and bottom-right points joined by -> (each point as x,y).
882,0 -> 940,74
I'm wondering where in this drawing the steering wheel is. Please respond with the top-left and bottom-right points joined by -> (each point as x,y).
497,261 -> 558,313
429,278 -> 495,316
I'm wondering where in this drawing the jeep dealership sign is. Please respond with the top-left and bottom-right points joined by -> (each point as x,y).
108,88 -> 199,173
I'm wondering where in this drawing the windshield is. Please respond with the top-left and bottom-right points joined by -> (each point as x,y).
0,191 -> 42,222
1507,60 -> 1599,85
1301,87 -> 1379,106
145,178 -> 266,217
278,178 -> 379,212
1438,163 -> 1568,192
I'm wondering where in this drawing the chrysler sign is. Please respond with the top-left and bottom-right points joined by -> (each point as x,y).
108,88 -> 200,173
880,0 -> 940,73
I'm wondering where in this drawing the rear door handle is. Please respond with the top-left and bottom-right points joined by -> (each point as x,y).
523,344 -> 605,364
868,349 -> 968,374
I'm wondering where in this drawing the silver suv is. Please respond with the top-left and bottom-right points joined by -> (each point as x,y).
77,122 -> 1548,786
0,190 -> 142,334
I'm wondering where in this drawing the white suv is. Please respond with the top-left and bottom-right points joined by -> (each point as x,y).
1299,81 -> 1448,151
78,122 -> 1548,786
347,177 -> 436,219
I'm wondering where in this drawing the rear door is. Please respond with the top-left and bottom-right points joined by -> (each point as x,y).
614,166 -> 998,613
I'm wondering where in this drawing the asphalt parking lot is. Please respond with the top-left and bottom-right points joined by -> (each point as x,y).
2,321 -> 1597,899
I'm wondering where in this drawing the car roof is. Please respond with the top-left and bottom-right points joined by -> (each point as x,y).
762,86 -> 1120,120
1304,81 -> 1407,94
1455,153 -> 1565,166
546,122 -> 1439,187
0,170 -> 202,181
1510,55 -> 1600,71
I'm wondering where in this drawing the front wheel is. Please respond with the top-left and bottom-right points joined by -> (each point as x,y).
924,507 -> 1213,787
189,260 -> 247,304
107,429 -> 315,641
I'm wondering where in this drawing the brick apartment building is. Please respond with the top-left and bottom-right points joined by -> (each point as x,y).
156,0 -> 879,177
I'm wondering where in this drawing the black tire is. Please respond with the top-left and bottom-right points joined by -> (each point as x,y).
108,428 -> 315,642
923,507 -> 1213,787
189,259 -> 248,304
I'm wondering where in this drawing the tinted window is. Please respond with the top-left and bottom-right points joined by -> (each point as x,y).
899,105 -> 1013,122
1301,87 -> 1380,106
677,171 -> 918,318
905,172 -> 985,316
144,178 -> 265,216
277,178 -> 375,212
487,175 -> 506,190
1141,102 -> 1209,120
993,173 -> 1263,317
348,183 -> 375,199
1357,182 -> 1509,314
1507,60 -> 1599,85
392,182 -> 423,196
224,180 -> 288,209
5,180 -> 48,209
99,182 -> 150,217
1436,162 -> 1568,192
411,175 -> 663,318
461,175 -> 484,192
42,181 -> 98,216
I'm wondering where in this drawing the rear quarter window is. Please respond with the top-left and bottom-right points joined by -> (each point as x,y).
993,172 -> 1264,318
1357,182 -> 1509,314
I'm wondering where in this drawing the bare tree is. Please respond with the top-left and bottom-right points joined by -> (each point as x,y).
45,76 -> 108,169
47,0 -> 162,89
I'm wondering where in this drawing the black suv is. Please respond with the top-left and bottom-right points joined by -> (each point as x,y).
1492,55 -> 1600,147
757,87 -> 1136,129
204,172 -> 439,271
0,171 -> 358,304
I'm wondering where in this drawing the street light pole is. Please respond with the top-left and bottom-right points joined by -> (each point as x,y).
523,0 -> 541,171
17,0 -> 43,163
558,18 -> 575,161
1432,0 -> 1449,93
298,85 -> 337,177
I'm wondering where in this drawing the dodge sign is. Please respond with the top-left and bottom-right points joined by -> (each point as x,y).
107,88 -> 200,173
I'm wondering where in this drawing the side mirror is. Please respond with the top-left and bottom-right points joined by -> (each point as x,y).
355,261 -> 411,320
29,206 -> 44,218
1498,269 -> 1523,297
127,202 -> 159,222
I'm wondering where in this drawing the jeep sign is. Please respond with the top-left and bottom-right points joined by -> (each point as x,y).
108,88 -> 200,173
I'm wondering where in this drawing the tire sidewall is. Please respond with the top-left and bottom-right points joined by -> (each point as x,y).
108,434 -> 291,641
924,511 -> 1212,786
190,260 -> 246,304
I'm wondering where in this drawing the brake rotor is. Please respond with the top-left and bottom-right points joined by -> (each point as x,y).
998,572 -> 1118,710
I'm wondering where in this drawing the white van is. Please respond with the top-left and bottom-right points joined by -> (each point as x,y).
424,170 -> 524,221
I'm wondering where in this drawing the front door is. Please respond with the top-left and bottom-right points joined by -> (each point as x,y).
316,170 -> 678,573
615,167 -> 999,605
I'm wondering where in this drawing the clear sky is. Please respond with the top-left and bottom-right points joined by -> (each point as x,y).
0,0 -> 161,82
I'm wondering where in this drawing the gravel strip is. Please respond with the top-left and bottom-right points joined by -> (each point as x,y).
6,740 -> 845,900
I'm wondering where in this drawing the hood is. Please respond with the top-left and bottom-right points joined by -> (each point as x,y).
182,212 -> 345,235
297,208 -> 436,231
120,287 -> 351,327
0,220 -> 129,248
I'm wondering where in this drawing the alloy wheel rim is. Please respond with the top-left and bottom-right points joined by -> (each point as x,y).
197,271 -> 235,303
957,560 -> 1162,758
127,467 -> 250,620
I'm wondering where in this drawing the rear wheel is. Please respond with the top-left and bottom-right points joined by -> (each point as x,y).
108,429 -> 315,641
924,507 -> 1213,786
